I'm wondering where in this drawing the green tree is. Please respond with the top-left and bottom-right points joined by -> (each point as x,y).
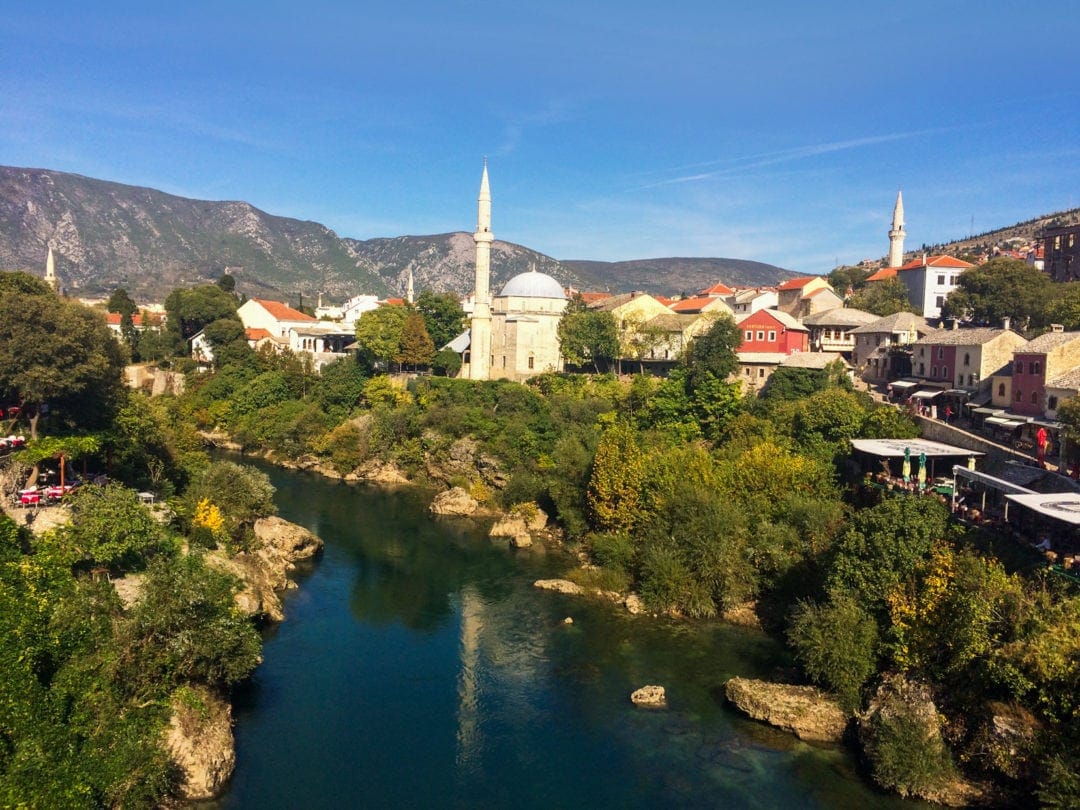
415,290 -> 465,349
163,284 -> 241,354
828,264 -> 872,295
55,484 -> 175,571
788,593 -> 878,710
849,277 -> 917,317
432,348 -> 463,377
185,461 -> 276,543
107,287 -> 139,352
682,315 -> 740,388
558,305 -> 619,372
0,274 -> 126,439
216,272 -> 237,294
940,257 -> 1053,329
203,316 -> 256,368
398,311 -> 435,368
587,421 -> 645,532
354,305 -> 407,370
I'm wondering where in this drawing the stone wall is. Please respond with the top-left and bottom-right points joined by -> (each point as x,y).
916,415 -> 1030,466
124,364 -> 185,396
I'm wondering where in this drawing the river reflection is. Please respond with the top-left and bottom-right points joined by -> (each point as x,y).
223,462 -> 925,809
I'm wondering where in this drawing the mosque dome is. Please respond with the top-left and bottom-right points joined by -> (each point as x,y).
498,270 -> 566,299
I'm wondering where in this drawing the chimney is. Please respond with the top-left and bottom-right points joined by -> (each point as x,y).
1003,316 -> 1011,331
1052,323 -> 1065,333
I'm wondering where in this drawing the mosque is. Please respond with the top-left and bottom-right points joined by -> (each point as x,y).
455,163 -> 568,381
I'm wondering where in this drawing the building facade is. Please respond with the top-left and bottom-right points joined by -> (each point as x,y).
1044,224 -> 1080,282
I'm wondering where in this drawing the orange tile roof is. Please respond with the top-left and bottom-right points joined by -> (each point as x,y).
777,276 -> 819,291
653,295 -> 675,306
699,282 -> 734,296
254,298 -> 317,322
670,296 -> 716,313
897,255 -> 974,271
865,267 -> 897,282
245,327 -> 273,341
105,312 -> 143,326
381,298 -> 406,307
577,291 -> 613,304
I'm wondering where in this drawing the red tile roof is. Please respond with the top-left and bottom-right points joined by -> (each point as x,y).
699,282 -> 734,296
105,312 -> 143,326
577,291 -> 613,304
777,276 -> 821,291
670,296 -> 717,313
897,255 -> 974,271
245,327 -> 273,341
653,295 -> 675,306
253,298 -> 317,322
864,267 -> 897,282
381,298 -> 406,307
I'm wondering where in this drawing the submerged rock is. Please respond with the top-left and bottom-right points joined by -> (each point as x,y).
631,685 -> 667,707
164,686 -> 235,801
724,677 -> 849,743
430,486 -> 479,516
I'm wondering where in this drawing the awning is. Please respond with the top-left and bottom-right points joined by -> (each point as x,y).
985,416 -> 1023,427
943,389 -> 973,396
1004,493 -> 1080,526
911,389 -> 943,399
889,380 -> 919,389
971,407 -> 1004,416
851,438 -> 984,458
952,465 -> 1035,495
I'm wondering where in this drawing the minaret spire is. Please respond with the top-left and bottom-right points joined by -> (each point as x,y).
469,160 -> 494,380
44,246 -> 58,292
406,267 -> 415,305
888,189 -> 906,268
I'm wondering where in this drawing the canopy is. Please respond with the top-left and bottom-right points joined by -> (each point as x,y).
971,407 -> 1004,415
851,438 -> 984,458
911,389 -> 943,400
889,379 -> 920,390
952,465 -> 1035,495
1004,493 -> 1080,526
985,416 -> 1024,428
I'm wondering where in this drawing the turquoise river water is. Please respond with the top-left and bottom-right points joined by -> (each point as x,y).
220,462 -> 923,809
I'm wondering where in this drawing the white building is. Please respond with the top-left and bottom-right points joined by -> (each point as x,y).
895,255 -> 974,321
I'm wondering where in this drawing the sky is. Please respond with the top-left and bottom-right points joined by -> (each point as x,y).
2,1 -> 1079,274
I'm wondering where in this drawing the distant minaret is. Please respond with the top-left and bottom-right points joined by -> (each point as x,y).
406,267 -> 415,305
469,161 -> 493,381
888,190 -> 906,268
44,246 -> 58,292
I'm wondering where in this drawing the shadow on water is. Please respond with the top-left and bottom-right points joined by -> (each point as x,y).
222,459 -> 929,809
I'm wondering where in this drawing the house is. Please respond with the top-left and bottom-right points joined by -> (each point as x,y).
104,311 -> 145,335
1044,224 -> 1080,282
287,324 -> 358,371
725,287 -> 778,318
589,291 -> 672,330
894,255 -> 974,320
775,277 -> 838,318
699,282 -> 734,297
864,266 -> 897,282
622,312 -> 716,373
668,296 -> 734,317
1045,367 -> 1080,419
850,312 -> 929,382
910,325 -> 1027,397
1009,326 -> 1080,417
735,351 -> 849,393
736,309 -> 809,355
237,298 -> 318,338
800,307 -> 879,355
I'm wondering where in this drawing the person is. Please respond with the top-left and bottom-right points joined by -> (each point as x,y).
943,405 -> 953,424
1036,426 -> 1048,469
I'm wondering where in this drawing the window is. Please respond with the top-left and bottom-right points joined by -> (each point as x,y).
1050,395 -> 1059,410
1034,361 -> 1041,374
932,366 -> 938,378
920,363 -> 925,375
936,296 -> 944,308
528,356 -> 534,370
756,330 -> 765,341
1015,389 -> 1023,402
767,330 -> 776,342
937,274 -> 945,285
745,330 -> 753,341
998,383 -> 1005,396
968,374 -> 975,386
937,347 -> 944,360
1015,360 -> 1023,373
758,368 -> 765,378
942,366 -> 948,379
1031,391 -> 1038,404
963,353 -> 970,366
745,367 -> 751,376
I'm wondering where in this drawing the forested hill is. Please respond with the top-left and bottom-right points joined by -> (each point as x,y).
561,257 -> 799,294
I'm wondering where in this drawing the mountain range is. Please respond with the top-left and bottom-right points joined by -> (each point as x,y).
0,166 -> 799,303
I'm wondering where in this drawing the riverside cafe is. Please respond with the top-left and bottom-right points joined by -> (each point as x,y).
851,438 -> 983,492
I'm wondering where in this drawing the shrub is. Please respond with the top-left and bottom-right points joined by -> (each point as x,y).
865,704 -> 958,798
58,484 -> 176,572
586,531 -> 635,572
787,593 -> 878,711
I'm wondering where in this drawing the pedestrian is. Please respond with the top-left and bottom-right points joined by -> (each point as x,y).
943,405 -> 953,424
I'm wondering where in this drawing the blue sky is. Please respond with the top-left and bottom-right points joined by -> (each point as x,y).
3,1 -> 1079,274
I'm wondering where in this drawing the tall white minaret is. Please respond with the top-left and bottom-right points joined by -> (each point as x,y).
888,189 -> 906,268
406,267 -> 415,305
44,246 -> 58,292
469,161 -> 493,381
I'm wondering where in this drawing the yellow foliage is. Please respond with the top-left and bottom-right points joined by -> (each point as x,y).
469,480 -> 492,504
193,498 -> 225,536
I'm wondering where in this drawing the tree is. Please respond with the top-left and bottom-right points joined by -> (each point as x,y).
57,484 -> 175,571
940,257 -> 1053,329
398,311 -> 435,369
203,317 -> 256,368
682,314 -> 741,388
849,277 -> 918,317
828,264 -> 872,296
0,274 -> 126,439
788,592 -> 878,710
216,272 -> 236,294
587,421 -> 646,532
558,307 -> 619,373
106,288 -> 137,318
163,284 -> 241,354
415,290 -> 465,349
432,348 -> 462,377
354,305 -> 407,370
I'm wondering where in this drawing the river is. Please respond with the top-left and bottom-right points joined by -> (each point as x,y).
222,462 -> 921,809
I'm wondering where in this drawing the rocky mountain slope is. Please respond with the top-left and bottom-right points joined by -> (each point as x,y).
0,165 -> 800,302
926,207 -> 1080,258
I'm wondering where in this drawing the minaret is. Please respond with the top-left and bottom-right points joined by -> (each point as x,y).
469,161 -> 493,380
406,267 -> 415,305
44,246 -> 58,292
888,189 -> 906,268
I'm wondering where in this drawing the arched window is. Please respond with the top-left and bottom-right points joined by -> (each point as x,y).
1015,389 -> 1023,402
998,383 -> 1005,397
963,352 -> 970,366
1031,391 -> 1038,404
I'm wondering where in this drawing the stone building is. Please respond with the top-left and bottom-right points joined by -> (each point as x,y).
1044,223 -> 1080,282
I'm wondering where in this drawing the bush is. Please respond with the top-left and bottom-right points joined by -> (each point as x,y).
787,593 -> 878,711
58,484 -> 176,572
865,704 -> 958,798
586,532 -> 635,572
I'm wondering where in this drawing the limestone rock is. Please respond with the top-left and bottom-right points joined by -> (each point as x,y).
254,516 -> 323,562
721,601 -> 763,630
624,593 -> 645,615
533,578 -> 584,595
164,686 -> 235,801
111,573 -> 145,610
490,514 -> 528,538
509,533 -> 533,548
724,677 -> 849,743
562,616 -> 574,625
631,685 -> 667,707
430,486 -> 479,516
968,701 -> 1042,781
356,459 -> 411,485
524,506 -> 548,532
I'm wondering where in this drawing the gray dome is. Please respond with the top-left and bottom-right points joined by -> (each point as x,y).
498,270 -> 566,299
